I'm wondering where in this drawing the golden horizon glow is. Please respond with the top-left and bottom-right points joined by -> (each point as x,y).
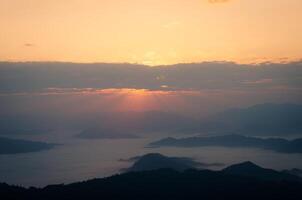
0,88 -> 201,112
1,0 -> 302,65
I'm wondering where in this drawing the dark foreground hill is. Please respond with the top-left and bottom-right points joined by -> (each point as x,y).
1,161 -> 302,200
282,168 -> 302,177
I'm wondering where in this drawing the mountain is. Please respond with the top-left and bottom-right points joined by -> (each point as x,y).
0,137 -> 57,154
1,163 -> 302,200
283,168 -> 302,177
223,161 -> 301,182
123,153 -> 222,172
126,154 -> 300,183
149,134 -> 302,153
201,103 -> 302,136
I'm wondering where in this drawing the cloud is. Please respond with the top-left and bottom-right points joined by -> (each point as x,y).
0,61 -> 301,96
243,79 -> 273,85
0,88 -> 201,98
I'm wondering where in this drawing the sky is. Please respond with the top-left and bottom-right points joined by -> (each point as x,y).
0,0 -> 301,121
1,0 -> 302,65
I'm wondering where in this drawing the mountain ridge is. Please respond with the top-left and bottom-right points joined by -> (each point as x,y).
149,134 -> 302,153
1,160 -> 302,200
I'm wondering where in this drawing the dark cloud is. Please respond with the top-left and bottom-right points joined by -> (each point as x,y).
0,61 -> 301,93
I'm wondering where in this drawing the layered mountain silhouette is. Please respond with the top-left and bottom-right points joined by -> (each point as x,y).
124,153 -> 300,182
149,134 -> 302,153
222,161 -> 301,182
0,137 -> 57,154
1,158 -> 302,200
282,168 -> 302,177
2,104 -> 301,138
201,103 -> 302,136
122,153 -> 223,172
75,104 -> 302,139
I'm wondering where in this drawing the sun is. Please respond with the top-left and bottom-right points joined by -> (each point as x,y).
113,89 -> 155,111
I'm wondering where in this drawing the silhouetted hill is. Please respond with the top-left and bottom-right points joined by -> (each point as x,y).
149,134 -> 302,153
223,161 -> 301,182
202,103 -> 302,136
123,153 -> 222,172
1,165 -> 302,200
283,168 -> 302,177
0,137 -> 57,154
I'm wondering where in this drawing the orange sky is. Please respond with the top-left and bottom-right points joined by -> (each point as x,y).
1,0 -> 302,65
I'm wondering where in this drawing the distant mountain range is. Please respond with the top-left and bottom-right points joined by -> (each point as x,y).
2,104 -> 302,138
149,134 -> 302,153
282,168 -> 302,177
201,103 -> 302,136
1,154 -> 302,200
0,137 -> 57,154
68,103 -> 302,139
75,103 -> 302,139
